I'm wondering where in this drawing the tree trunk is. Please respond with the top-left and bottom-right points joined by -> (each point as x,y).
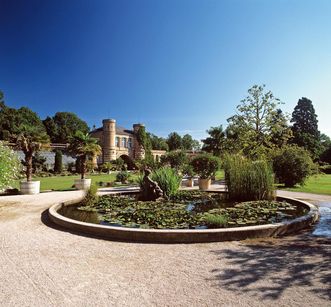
25,152 -> 33,182
81,155 -> 86,179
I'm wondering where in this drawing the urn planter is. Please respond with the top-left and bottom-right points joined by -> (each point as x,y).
20,181 -> 40,195
198,178 -> 211,191
74,178 -> 92,190
186,178 -> 194,188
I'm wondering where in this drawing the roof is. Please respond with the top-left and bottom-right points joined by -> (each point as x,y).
90,126 -> 134,136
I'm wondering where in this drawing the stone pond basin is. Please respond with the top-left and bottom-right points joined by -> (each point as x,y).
48,190 -> 321,244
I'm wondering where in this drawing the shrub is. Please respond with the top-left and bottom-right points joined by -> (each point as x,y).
224,154 -> 274,201
272,146 -> 313,187
81,185 -> 98,207
151,167 -> 182,198
54,150 -> 63,173
182,164 -> 195,178
190,153 -> 220,179
116,171 -> 130,183
160,151 -> 188,170
0,142 -> 22,190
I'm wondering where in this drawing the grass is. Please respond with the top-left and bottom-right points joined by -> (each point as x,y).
14,172 -> 139,191
215,169 -> 225,180
277,174 -> 331,195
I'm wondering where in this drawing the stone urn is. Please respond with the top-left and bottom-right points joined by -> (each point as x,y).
186,178 -> 194,188
198,178 -> 211,191
74,178 -> 92,190
20,181 -> 40,195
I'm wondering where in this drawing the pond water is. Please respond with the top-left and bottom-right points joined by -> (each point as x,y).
312,202 -> 331,238
58,195 -> 308,229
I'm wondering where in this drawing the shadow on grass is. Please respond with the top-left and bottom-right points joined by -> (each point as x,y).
209,232 -> 331,301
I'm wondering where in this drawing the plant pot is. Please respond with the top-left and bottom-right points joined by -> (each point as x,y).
187,178 -> 194,188
198,178 -> 211,191
20,181 -> 40,195
74,178 -> 92,190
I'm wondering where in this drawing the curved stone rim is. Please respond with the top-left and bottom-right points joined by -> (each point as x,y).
48,195 -> 319,243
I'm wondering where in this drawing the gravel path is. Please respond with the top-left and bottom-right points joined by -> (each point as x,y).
0,189 -> 330,307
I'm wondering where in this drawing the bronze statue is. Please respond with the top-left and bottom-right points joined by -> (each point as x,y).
138,169 -> 163,201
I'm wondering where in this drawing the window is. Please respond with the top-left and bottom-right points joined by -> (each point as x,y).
128,138 -> 132,148
121,137 -> 127,148
115,137 -> 120,147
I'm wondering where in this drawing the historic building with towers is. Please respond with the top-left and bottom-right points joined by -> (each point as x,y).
89,119 -> 166,166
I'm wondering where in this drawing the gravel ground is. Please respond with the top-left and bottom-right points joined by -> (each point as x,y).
0,189 -> 330,307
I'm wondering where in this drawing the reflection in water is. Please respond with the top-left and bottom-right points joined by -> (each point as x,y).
58,205 -> 100,224
313,202 -> 331,238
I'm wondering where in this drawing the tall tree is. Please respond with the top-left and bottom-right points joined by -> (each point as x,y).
290,97 -> 320,158
269,109 -> 292,147
43,112 -> 89,143
227,84 -> 283,158
182,134 -> 200,151
167,132 -> 182,151
202,125 -> 226,156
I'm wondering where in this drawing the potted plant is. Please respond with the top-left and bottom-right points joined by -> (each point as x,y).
182,164 -> 195,187
69,131 -> 102,190
16,125 -> 50,194
190,153 -> 220,190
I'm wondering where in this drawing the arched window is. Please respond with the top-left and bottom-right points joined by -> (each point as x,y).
115,137 -> 120,147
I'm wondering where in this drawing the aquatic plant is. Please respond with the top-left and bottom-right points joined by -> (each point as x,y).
224,154 -> 274,201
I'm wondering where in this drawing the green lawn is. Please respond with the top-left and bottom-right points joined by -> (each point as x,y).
215,169 -> 225,180
278,174 -> 331,195
14,173 -> 139,192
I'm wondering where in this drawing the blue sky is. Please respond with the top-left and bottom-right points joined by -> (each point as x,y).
1,0 -> 330,139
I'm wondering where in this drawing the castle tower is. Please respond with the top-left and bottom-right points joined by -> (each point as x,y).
102,119 -> 116,162
133,123 -> 145,160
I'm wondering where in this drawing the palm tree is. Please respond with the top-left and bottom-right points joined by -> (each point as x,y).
69,131 -> 102,179
16,125 -> 49,181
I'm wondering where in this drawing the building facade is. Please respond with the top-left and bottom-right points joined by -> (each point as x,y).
90,119 -> 165,165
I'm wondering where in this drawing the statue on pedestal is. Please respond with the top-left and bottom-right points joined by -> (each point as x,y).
138,169 -> 163,201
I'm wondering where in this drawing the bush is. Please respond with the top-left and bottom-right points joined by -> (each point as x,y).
54,150 -> 63,173
272,146 -> 313,187
116,171 -> 130,183
182,164 -> 195,178
224,154 -> 274,201
0,142 -> 22,190
151,167 -> 182,198
81,185 -> 98,207
160,151 -> 188,170
190,153 -> 220,179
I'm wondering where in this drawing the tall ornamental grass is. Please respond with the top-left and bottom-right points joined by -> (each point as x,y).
224,155 -> 274,201
151,167 -> 182,198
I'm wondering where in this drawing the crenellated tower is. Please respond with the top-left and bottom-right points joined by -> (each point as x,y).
102,119 -> 117,162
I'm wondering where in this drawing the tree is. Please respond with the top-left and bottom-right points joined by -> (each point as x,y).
148,133 -> 169,151
54,150 -> 63,173
68,131 -> 102,179
227,84 -> 283,158
0,142 -> 21,190
269,109 -> 292,147
202,125 -> 226,156
272,145 -> 313,187
167,132 -> 182,151
16,125 -> 50,181
290,97 -> 320,159
160,150 -> 188,170
181,134 -> 200,151
43,112 -> 89,143
0,92 -> 18,141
